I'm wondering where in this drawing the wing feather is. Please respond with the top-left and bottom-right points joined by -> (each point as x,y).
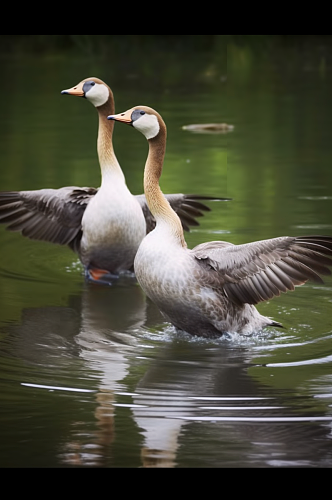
194,236 -> 332,306
136,194 -> 230,234
0,188 -> 95,248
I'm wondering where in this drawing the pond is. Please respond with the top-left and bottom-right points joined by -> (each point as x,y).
0,45 -> 332,468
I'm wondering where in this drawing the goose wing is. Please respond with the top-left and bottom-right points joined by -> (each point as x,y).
193,236 -> 332,306
136,194 -> 229,234
0,187 -> 98,252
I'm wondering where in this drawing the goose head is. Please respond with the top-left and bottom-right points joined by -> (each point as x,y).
108,106 -> 165,140
61,77 -> 111,108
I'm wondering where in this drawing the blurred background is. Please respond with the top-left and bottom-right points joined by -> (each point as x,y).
1,34 -> 332,53
3,35 -> 332,77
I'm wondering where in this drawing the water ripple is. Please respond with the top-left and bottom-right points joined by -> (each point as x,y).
267,354 -> 332,368
177,416 -> 332,423
22,383 -> 95,393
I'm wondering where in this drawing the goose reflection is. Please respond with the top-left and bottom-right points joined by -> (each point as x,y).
3,280 -> 150,467
3,284 -> 332,468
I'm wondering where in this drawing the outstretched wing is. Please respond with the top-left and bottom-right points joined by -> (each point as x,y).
135,194 -> 229,234
193,236 -> 332,306
0,187 -> 98,252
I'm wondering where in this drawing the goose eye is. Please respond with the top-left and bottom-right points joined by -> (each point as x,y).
83,81 -> 96,94
132,109 -> 147,122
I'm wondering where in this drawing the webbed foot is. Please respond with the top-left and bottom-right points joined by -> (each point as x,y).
85,267 -> 120,285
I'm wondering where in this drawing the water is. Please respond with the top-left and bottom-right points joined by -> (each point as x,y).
0,46 -> 332,468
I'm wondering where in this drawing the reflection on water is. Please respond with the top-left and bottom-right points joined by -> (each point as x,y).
1,286 -> 332,468
1,48 -> 332,467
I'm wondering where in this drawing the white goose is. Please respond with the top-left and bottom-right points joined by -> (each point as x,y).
109,106 -> 332,337
0,78 -> 227,283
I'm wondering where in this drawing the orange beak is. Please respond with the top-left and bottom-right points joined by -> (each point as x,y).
61,82 -> 85,97
108,109 -> 133,124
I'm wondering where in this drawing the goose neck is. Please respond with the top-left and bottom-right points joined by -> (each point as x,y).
144,135 -> 186,247
97,102 -> 124,180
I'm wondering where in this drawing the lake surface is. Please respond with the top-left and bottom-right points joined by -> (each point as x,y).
1,45 -> 332,468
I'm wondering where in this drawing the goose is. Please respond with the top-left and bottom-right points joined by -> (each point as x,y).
109,106 -> 332,337
0,77 -> 229,284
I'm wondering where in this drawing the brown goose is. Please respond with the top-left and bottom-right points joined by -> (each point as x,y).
0,77 -> 229,284
109,106 -> 332,337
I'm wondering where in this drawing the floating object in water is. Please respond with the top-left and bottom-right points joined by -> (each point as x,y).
182,123 -> 235,134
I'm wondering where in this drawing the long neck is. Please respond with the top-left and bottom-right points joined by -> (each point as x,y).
144,129 -> 186,247
96,97 -> 125,184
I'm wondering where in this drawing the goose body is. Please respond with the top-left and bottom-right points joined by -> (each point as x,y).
0,78 -> 228,283
109,106 -> 332,337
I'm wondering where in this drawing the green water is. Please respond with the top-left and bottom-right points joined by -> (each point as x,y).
0,47 -> 332,468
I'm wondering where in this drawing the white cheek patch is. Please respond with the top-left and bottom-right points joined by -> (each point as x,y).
86,84 -> 109,107
134,114 -> 160,140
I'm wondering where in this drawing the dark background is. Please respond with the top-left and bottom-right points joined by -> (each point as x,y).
1,35 -> 331,53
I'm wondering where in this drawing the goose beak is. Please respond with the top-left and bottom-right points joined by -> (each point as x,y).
61,82 -> 85,97
108,110 -> 133,124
